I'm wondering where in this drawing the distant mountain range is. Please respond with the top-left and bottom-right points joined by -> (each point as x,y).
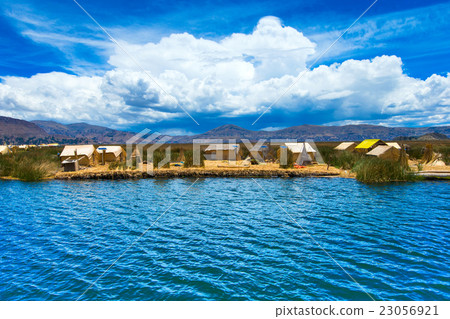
32,120 -> 135,144
0,116 -> 48,142
0,116 -> 134,144
394,132 -> 449,141
0,116 -> 449,144
169,124 -> 450,143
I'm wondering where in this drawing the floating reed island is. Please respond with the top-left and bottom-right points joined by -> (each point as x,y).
2,139 -> 449,182
55,166 -> 342,180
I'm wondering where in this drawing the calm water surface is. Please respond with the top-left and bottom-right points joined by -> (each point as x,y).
0,178 -> 448,300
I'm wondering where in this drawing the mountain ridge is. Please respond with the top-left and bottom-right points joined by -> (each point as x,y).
1,116 -> 449,144
169,123 -> 450,143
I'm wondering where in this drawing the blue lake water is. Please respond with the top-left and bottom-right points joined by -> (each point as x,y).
0,178 -> 449,301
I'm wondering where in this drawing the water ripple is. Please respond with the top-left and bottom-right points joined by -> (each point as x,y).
0,178 -> 448,300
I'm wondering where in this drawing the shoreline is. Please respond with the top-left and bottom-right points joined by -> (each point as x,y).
2,168 -> 448,181
54,168 -> 343,180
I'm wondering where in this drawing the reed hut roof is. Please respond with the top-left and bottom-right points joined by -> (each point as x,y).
205,144 -> 239,151
367,145 -> 400,161
355,139 -> 384,149
284,142 -> 316,153
334,142 -> 356,151
61,145 -> 95,157
386,142 -> 401,150
367,145 -> 391,156
0,145 -> 10,155
96,146 -> 124,157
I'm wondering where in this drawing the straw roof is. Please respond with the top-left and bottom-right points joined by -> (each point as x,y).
334,142 -> 356,151
367,145 -> 392,156
355,139 -> 384,149
0,145 -> 10,155
386,142 -> 401,150
205,144 -> 239,151
284,142 -> 316,153
97,146 -> 124,157
61,145 -> 95,157
367,145 -> 400,161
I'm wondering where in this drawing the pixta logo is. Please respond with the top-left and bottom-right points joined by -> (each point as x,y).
126,129 -> 172,173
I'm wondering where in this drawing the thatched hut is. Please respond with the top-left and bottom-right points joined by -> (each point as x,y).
334,142 -> 356,152
61,159 -> 79,172
97,146 -> 126,163
0,145 -> 10,155
367,145 -> 400,161
60,145 -> 99,166
204,144 -> 240,161
284,142 -> 316,164
355,139 -> 387,153
386,142 -> 401,150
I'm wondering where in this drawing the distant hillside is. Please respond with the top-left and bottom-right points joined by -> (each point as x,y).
2,116 -> 450,144
395,132 -> 449,141
0,116 -> 135,144
0,116 -> 49,144
33,121 -> 135,144
170,124 -> 450,143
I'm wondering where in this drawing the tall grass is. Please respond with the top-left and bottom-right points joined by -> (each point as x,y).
152,149 -> 171,169
435,145 -> 450,164
108,161 -> 126,170
317,146 -> 363,170
0,147 -> 61,181
278,148 -> 294,169
407,145 -> 423,160
183,150 -> 205,168
170,148 -> 181,163
352,157 -> 420,183
422,144 -> 433,163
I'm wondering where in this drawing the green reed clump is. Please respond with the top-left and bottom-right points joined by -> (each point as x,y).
266,145 -> 278,162
170,148 -> 181,163
183,150 -> 205,167
422,144 -> 434,163
317,146 -> 363,170
435,145 -> 450,164
316,146 -> 335,165
333,151 -> 364,170
278,148 -> 294,169
152,149 -> 171,169
15,161 -> 46,181
108,161 -> 127,170
407,145 -> 423,160
108,161 -> 119,170
239,143 -> 250,160
352,157 -> 420,183
0,155 -> 16,177
0,147 -> 61,181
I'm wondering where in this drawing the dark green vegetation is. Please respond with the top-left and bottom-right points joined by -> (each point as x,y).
108,161 -> 127,170
318,146 -> 363,170
182,149 -> 205,168
352,157 -> 421,183
278,148 -> 295,169
0,147 -> 62,181
151,149 -> 171,169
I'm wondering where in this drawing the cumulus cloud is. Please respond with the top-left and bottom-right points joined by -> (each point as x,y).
0,16 -> 449,128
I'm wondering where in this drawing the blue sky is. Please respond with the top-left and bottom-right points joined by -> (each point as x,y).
0,0 -> 449,134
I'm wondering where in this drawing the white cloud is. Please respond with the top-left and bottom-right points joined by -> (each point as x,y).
261,126 -> 286,132
0,17 -> 449,128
